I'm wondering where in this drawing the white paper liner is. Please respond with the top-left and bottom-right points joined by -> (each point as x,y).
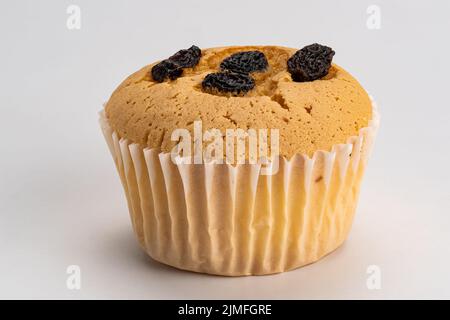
99,100 -> 380,276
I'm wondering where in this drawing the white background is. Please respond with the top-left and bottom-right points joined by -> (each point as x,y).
1,0 -> 449,299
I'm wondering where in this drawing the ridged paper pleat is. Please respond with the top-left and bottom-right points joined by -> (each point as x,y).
99,100 -> 379,276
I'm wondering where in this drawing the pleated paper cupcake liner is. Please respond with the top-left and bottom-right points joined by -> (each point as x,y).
99,99 -> 380,276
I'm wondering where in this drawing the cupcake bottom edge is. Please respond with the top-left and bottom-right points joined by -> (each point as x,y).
99,99 -> 378,276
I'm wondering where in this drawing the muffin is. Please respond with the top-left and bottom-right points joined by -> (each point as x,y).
100,44 -> 379,276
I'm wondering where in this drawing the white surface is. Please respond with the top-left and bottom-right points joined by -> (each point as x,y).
1,0 -> 450,299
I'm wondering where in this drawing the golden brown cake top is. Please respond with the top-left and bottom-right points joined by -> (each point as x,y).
105,45 -> 372,158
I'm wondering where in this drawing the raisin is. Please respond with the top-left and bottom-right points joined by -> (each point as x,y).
287,43 -> 335,82
202,72 -> 255,94
151,45 -> 202,82
220,51 -> 268,74
169,45 -> 202,68
151,59 -> 183,82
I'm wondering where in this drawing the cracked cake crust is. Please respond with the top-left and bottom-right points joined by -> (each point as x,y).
105,45 -> 372,158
